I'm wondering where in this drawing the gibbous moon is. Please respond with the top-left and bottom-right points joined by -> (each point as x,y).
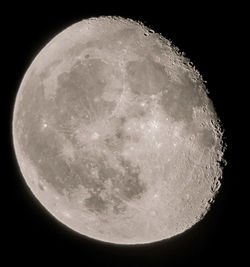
12,16 -> 225,244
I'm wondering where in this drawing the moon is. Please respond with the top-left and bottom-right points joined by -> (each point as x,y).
12,16 -> 225,244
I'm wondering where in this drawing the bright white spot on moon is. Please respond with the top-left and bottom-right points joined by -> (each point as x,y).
91,132 -> 100,140
12,16 -> 226,245
62,211 -> 71,218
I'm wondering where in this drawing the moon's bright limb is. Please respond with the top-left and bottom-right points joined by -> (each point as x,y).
12,16 -> 225,244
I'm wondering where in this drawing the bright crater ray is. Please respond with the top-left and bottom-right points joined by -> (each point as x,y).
12,16 -> 225,244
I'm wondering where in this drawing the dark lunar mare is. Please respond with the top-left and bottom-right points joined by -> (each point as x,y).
14,57 -> 147,216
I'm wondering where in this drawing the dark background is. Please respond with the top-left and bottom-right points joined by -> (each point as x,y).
3,2 -> 243,266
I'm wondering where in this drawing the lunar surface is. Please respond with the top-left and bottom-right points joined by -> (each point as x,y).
12,16 -> 225,244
